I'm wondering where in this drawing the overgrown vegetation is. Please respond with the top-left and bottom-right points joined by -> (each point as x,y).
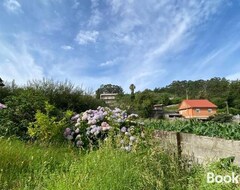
1,78 -> 240,189
0,79 -> 105,139
1,137 -> 239,190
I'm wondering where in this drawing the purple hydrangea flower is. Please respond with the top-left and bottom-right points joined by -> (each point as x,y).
121,127 -> 127,133
71,114 -> 80,121
76,140 -> 83,147
64,128 -> 71,137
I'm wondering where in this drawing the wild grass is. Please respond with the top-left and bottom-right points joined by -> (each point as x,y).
1,137 -> 239,190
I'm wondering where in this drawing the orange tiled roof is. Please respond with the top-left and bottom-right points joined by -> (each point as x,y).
179,99 -> 217,110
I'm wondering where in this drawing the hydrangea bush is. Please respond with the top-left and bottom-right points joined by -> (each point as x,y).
64,106 -> 144,151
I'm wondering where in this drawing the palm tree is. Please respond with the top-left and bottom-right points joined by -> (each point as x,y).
129,84 -> 136,101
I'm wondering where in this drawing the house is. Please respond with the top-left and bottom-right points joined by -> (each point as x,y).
100,93 -> 118,106
179,99 -> 217,119
152,104 -> 164,119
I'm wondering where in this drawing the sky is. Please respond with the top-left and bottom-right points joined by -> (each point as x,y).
0,0 -> 240,92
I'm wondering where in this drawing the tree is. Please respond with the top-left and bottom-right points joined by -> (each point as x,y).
96,84 -> 124,99
129,84 -> 136,101
0,78 -> 4,87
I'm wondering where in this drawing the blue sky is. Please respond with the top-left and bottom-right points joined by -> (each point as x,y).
0,0 -> 240,92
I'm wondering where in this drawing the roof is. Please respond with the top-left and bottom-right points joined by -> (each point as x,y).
179,99 -> 217,110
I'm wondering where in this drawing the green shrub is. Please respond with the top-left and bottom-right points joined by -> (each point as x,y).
27,79 -> 106,113
0,89 -> 46,139
28,102 -> 73,143
209,114 -> 233,123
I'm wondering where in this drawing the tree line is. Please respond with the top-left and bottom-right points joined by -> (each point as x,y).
96,77 -> 240,117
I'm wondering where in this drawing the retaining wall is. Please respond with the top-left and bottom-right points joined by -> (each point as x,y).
154,130 -> 240,165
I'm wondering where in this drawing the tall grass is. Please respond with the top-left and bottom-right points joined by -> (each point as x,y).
1,137 -> 239,190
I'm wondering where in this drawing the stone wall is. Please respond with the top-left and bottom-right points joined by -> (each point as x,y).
154,130 -> 240,165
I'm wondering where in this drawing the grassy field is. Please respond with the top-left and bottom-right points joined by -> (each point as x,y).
1,137 -> 240,190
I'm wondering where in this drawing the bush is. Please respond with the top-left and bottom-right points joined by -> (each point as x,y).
209,113 -> 233,123
0,89 -> 46,139
27,79 -> 106,113
64,106 -> 144,150
28,102 -> 73,143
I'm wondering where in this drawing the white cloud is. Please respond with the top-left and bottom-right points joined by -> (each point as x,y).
0,34 -> 45,84
88,9 -> 102,27
75,30 -> 99,45
100,57 -> 122,67
0,46 -> 44,84
100,60 -> 114,67
103,0 -> 224,90
61,45 -> 74,50
3,0 -> 22,13
88,0 -> 102,27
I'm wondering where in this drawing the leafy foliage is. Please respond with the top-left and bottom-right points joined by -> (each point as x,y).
208,113 -> 233,123
95,84 -> 124,99
28,102 -> 73,143
147,119 -> 240,140
0,88 -> 46,139
27,79 -> 106,112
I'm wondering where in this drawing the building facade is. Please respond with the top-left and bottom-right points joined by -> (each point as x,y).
179,99 -> 217,119
100,93 -> 118,106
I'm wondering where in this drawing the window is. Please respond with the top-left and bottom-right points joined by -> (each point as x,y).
195,109 -> 200,113
208,109 -> 212,113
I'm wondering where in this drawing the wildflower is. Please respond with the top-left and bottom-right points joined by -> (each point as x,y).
75,128 -> 80,133
88,119 -> 97,125
64,128 -> 71,137
101,122 -> 111,131
75,122 -> 80,127
121,127 -> 127,133
124,146 -> 131,152
128,113 -> 138,119
71,114 -> 80,121
125,132 -> 130,136
76,140 -> 83,147
66,135 -> 73,140
82,113 -> 88,121
117,118 -> 124,123
130,136 -> 136,142
75,134 -> 81,140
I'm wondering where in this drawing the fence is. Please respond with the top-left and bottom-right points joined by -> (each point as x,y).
154,130 -> 240,165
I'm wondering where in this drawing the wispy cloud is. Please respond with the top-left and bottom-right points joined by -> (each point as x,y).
61,45 -> 74,50
0,40 -> 44,84
99,57 -> 122,67
2,0 -> 238,92
88,0 -> 102,27
103,0 -> 225,90
72,0 -> 80,9
75,30 -> 99,45
3,0 -> 22,13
